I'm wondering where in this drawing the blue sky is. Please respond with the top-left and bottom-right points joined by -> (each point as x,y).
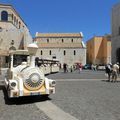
0,0 -> 120,42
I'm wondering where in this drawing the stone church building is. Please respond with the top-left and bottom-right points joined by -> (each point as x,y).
0,4 -> 32,67
35,32 -> 86,67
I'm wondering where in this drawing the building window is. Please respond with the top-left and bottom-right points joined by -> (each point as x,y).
41,50 -> 43,55
1,11 -> 8,21
71,39 -> 73,42
74,50 -> 76,55
62,39 -> 64,43
11,14 -> 13,20
47,39 -> 49,43
52,56 -> 56,59
16,19 -> 18,25
19,21 -> 21,29
14,16 -> 16,25
64,50 -> 66,56
49,50 -> 51,55
0,27 -> 2,32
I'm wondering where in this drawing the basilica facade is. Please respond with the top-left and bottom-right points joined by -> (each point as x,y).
35,32 -> 86,67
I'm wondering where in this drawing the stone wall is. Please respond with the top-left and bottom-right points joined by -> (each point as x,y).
0,4 -> 33,67
112,4 -> 120,63
35,33 -> 86,67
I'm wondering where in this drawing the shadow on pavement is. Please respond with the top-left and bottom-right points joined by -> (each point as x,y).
0,84 -> 51,105
101,80 -> 120,83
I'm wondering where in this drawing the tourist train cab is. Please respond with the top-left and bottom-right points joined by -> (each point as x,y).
4,43 -> 56,98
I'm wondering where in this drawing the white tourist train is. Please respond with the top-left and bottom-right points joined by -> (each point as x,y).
4,43 -> 56,98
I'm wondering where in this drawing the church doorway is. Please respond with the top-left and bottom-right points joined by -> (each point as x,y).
116,48 -> 120,63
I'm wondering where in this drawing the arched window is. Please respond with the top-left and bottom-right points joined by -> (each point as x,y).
41,50 -> 43,55
49,50 -> 51,55
62,39 -> 64,43
64,50 -> 66,56
1,11 -> 8,21
74,50 -> 76,55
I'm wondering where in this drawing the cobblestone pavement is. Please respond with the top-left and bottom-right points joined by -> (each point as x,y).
0,83 -> 52,120
0,76 -> 52,120
46,70 -> 108,80
48,70 -> 120,120
49,80 -> 120,120
0,70 -> 120,120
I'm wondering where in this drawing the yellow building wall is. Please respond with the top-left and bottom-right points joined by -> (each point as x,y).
94,37 -> 103,64
87,36 -> 111,65
107,40 -> 111,63
87,38 -> 95,64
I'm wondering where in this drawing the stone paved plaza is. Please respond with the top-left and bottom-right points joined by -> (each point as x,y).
0,69 -> 120,120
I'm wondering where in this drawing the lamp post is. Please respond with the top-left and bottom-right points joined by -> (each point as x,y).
9,40 -> 16,70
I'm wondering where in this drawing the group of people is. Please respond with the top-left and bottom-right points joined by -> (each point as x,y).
105,62 -> 120,82
63,63 -> 83,73
63,62 -> 120,82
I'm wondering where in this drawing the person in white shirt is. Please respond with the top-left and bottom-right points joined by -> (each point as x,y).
111,63 -> 119,82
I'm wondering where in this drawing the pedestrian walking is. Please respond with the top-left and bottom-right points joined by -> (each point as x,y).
66,64 -> 68,72
78,63 -> 82,73
63,63 -> 67,73
105,63 -> 112,82
70,65 -> 73,72
111,63 -> 119,82
91,64 -> 96,71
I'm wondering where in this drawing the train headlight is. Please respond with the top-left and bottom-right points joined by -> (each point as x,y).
10,82 -> 16,87
9,80 -> 17,90
52,81 -> 56,85
49,80 -> 56,87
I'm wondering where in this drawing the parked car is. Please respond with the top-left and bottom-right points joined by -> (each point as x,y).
83,64 -> 91,69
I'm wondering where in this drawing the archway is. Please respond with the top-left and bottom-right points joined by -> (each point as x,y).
1,11 -> 8,21
116,48 -> 120,63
